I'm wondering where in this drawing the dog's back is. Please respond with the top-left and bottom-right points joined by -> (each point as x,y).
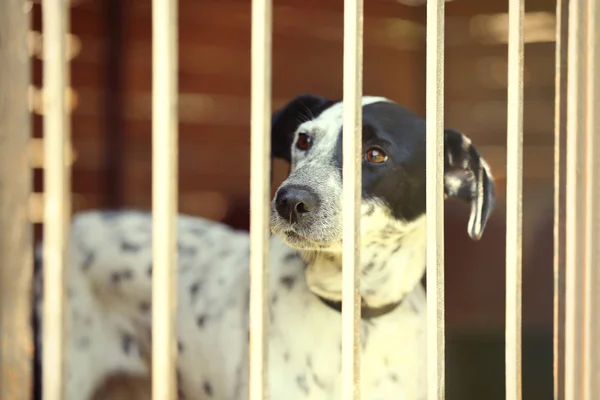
34,210 -> 253,400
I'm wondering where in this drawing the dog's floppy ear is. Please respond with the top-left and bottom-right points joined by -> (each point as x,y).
443,129 -> 496,240
271,93 -> 332,162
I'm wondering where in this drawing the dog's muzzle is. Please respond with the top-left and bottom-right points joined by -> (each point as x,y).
274,185 -> 319,226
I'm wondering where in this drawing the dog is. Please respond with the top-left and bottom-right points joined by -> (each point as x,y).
33,93 -> 495,400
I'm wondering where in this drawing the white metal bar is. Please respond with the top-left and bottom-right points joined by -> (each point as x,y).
425,0 -> 445,398
552,0 -> 568,396
341,0 -> 364,397
249,0 -> 272,396
565,0 -> 587,397
151,0 -> 179,398
41,0 -> 71,399
505,0 -> 524,398
584,0 -> 600,395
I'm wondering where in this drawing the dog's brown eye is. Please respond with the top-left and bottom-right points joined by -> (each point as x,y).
296,133 -> 312,151
366,148 -> 388,163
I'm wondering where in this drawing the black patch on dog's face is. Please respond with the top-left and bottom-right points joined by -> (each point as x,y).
330,101 -> 428,222
271,93 -> 336,163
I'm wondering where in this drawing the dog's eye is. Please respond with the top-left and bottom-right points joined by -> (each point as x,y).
365,148 -> 388,164
296,133 -> 313,151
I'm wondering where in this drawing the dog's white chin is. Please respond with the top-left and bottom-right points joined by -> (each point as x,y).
274,230 -> 333,251
279,231 -> 317,249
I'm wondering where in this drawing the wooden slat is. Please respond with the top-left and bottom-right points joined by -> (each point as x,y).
0,0 -> 33,398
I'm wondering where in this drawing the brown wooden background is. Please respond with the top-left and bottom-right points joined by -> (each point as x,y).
30,0 -> 557,398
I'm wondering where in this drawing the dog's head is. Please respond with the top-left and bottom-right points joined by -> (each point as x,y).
270,93 -> 496,252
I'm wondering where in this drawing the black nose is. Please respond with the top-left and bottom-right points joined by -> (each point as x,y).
275,186 -> 318,224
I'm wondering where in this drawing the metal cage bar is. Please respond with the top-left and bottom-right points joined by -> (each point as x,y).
565,0 -> 587,397
341,0 -> 364,397
505,0 -> 525,398
583,0 -> 600,395
425,0 -> 446,398
553,0 -> 569,396
151,0 -> 179,399
249,0 -> 272,397
41,0 -> 72,399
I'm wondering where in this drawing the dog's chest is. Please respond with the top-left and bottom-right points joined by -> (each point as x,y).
266,259 -> 427,399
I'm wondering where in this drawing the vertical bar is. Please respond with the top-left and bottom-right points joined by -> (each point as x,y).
505,0 -> 524,398
584,0 -> 600,395
425,0 -> 445,398
0,1 -> 33,398
151,0 -> 178,398
341,0 -> 364,397
553,0 -> 569,396
42,0 -> 71,399
565,0 -> 587,397
249,0 -> 272,396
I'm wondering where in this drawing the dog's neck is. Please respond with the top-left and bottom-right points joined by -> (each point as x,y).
299,215 -> 427,309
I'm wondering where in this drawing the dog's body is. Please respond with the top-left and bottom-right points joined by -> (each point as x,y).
34,94 -> 495,400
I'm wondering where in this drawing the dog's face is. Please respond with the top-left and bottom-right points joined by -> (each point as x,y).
269,94 -> 495,251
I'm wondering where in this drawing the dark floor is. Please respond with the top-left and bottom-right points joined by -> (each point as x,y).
446,329 -> 553,400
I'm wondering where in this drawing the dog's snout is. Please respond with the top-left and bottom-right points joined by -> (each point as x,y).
275,186 -> 317,224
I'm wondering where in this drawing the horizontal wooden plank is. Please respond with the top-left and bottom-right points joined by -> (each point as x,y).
445,99 -> 554,143
445,43 -> 555,94
117,0 -> 419,24
444,11 -> 555,47
34,115 -> 251,144
66,90 -> 423,127
29,190 -> 232,223
34,168 -> 105,194
36,0 -> 419,24
32,58 -> 103,90
123,167 -> 250,197
65,4 -> 424,50
35,54 -> 421,105
444,0 -> 555,18
62,131 -> 553,182
111,40 -> 422,91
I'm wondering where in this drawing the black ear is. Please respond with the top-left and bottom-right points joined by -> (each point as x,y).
271,93 -> 333,162
444,129 -> 496,240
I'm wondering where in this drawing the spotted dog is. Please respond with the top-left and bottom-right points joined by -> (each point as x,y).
33,94 -> 496,400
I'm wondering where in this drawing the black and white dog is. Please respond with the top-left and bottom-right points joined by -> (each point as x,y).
34,93 -> 495,400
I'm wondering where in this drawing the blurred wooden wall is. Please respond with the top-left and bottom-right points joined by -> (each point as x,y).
31,0 -> 426,223
29,0 -> 558,397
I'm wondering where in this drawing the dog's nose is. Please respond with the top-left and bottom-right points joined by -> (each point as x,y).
275,186 -> 317,223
